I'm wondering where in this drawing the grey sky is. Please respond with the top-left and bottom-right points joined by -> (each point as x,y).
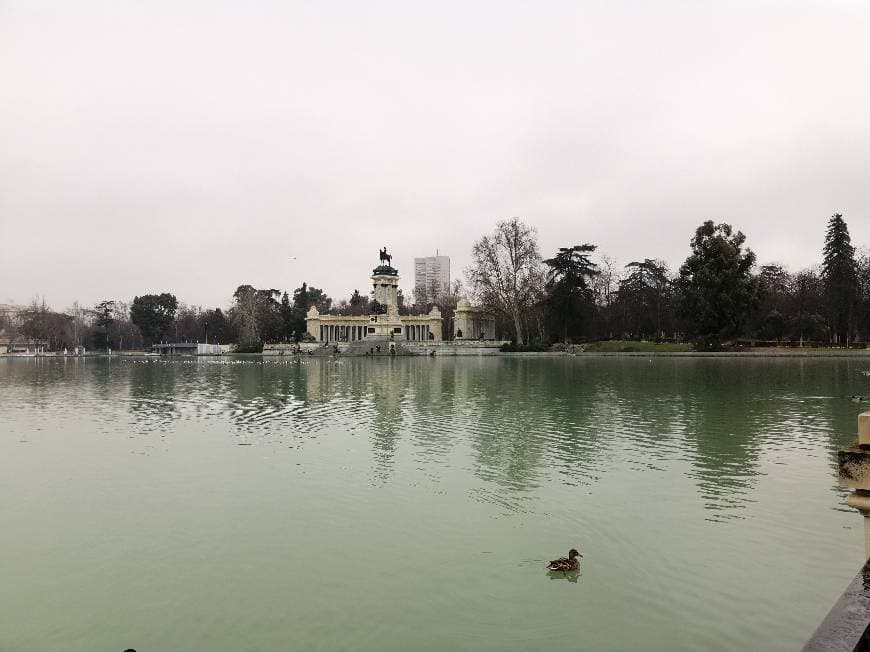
2,1 -> 869,310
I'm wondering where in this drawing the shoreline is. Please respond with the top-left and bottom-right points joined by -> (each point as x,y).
3,350 -> 870,359
505,350 -> 870,358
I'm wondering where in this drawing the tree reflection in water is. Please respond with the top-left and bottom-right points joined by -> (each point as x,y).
92,355 -> 870,520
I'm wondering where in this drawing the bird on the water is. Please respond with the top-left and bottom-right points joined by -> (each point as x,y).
852,396 -> 865,403
547,548 -> 582,572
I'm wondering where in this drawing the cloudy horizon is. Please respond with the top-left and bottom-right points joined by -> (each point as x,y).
2,1 -> 869,311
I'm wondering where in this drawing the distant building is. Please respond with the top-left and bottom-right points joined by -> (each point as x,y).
150,342 -> 222,355
0,303 -> 25,321
414,255 -> 450,301
0,335 -> 48,354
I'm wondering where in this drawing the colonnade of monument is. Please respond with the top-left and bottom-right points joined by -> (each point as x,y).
315,321 -> 435,342
319,324 -> 368,342
405,324 -> 432,341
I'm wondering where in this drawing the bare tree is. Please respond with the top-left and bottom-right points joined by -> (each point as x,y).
175,304 -> 203,341
18,297 -> 83,351
590,254 -> 620,338
433,278 -> 463,339
109,301 -> 142,350
592,254 -> 620,310
65,302 -> 89,349
229,285 -> 283,344
466,218 -> 543,344
412,285 -> 429,310
230,285 -> 261,344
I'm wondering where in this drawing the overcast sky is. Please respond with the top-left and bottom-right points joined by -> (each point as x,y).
2,0 -> 869,310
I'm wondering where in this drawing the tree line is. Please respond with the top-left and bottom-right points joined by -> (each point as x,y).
467,213 -> 870,348
3,213 -> 866,351
1,285 -> 327,352
0,278 -> 452,351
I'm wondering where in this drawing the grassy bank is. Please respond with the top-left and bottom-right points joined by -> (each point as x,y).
580,340 -> 695,353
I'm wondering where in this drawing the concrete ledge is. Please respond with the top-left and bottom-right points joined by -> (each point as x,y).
404,341 -> 508,356
804,559 -> 870,651
262,343 -> 322,356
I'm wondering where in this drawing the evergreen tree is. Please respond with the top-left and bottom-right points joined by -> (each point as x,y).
676,221 -> 761,349
753,264 -> 790,341
202,308 -> 236,344
821,213 -> 858,345
617,259 -> 671,339
789,268 -> 827,344
290,283 -> 331,341
345,289 -> 369,316
543,244 -> 599,342
256,289 -> 284,342
130,293 -> 178,344
280,291 -> 294,339
92,300 -> 115,350
858,253 -> 870,342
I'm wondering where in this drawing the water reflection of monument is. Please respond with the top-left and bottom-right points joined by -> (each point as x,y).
305,248 -> 443,344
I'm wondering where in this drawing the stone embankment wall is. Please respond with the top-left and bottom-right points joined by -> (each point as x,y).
261,341 -> 508,357
403,341 -> 508,356
262,343 -> 327,356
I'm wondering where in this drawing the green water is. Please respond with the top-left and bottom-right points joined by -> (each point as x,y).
1,356 -> 869,650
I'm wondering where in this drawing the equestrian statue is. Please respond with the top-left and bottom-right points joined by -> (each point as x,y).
379,247 -> 392,267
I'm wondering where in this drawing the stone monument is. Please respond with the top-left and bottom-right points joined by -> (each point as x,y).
304,246 -> 443,349
367,247 -> 404,339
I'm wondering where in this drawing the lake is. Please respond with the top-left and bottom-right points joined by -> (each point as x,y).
1,355 -> 868,650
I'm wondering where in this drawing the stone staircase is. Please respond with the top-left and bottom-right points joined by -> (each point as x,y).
341,335 -> 408,357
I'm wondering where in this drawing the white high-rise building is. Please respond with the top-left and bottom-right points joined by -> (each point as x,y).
414,254 -> 450,302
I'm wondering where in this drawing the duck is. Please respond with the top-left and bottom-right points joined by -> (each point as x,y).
852,396 -> 865,403
547,548 -> 582,572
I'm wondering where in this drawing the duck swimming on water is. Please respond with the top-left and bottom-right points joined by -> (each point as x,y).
547,549 -> 582,572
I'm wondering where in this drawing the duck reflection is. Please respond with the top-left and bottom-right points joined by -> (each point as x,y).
547,570 -> 581,583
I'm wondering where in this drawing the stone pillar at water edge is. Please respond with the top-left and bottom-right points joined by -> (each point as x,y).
838,412 -> 870,559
